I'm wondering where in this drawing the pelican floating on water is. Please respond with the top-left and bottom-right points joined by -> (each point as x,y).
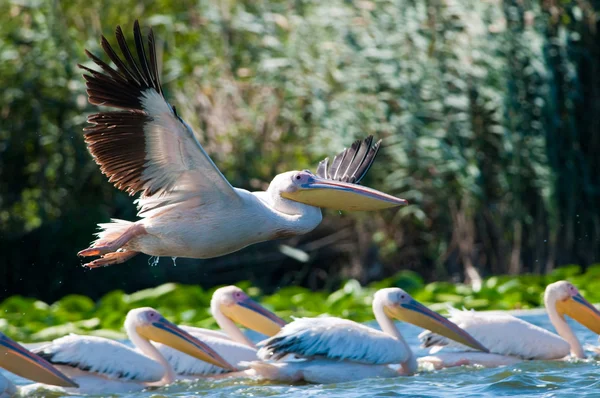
418,281 -> 600,368
76,20 -> 408,268
0,332 -> 77,397
157,285 -> 286,376
27,307 -> 234,395
246,288 -> 488,384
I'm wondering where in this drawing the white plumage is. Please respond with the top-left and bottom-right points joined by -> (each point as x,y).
419,308 -> 569,360
258,317 -> 409,365
35,334 -> 164,382
247,288 -> 487,383
419,281 -> 600,368
244,359 -> 399,384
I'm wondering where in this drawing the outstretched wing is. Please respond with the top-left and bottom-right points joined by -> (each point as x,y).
79,20 -> 239,213
315,136 -> 382,183
257,317 -> 408,365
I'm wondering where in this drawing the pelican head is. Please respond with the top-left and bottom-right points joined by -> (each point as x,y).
0,332 -> 78,388
271,170 -> 408,212
375,288 -> 489,352
546,281 -> 600,335
126,307 -> 235,370
213,286 -> 286,337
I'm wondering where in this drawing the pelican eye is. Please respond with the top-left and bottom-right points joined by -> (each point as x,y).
295,175 -> 302,180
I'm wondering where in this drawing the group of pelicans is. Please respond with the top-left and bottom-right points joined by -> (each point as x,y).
2,280 -> 599,395
4,19 -> 599,397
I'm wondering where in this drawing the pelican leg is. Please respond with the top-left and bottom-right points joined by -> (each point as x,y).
83,250 -> 139,268
78,224 -> 146,257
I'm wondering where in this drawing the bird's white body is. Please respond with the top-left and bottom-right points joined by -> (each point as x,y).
249,317 -> 411,384
245,359 -> 399,384
419,281 -> 600,368
21,369 -> 157,396
418,309 -> 568,369
422,309 -> 569,359
116,186 -> 322,258
247,288 -> 487,383
26,334 -> 170,394
259,317 -> 412,364
35,334 -> 166,382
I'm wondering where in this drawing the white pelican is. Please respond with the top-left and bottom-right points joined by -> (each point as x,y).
26,307 -> 234,395
156,285 -> 286,376
0,332 -> 78,397
76,20 -> 408,268
418,280 -> 600,368
246,288 -> 488,384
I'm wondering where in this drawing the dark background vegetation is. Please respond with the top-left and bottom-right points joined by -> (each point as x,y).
1,0 -> 599,303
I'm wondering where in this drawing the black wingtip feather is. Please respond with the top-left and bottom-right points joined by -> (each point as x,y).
315,135 -> 382,184
78,21 -> 172,196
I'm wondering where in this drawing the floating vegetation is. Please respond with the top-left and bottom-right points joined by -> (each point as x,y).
1,264 -> 598,343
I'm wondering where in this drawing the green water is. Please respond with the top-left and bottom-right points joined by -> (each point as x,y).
9,312 -> 600,397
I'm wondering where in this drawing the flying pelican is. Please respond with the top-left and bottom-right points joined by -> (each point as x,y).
76,20 -> 408,268
0,332 -> 78,397
418,280 -> 600,368
26,307 -> 234,395
156,285 -> 286,376
245,288 -> 488,384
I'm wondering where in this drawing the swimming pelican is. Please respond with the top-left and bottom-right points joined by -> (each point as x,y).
27,307 -> 234,395
0,332 -> 78,397
418,280 -> 600,368
76,20 -> 408,268
246,288 -> 488,384
156,285 -> 286,376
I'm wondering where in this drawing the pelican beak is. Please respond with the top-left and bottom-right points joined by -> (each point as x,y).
385,299 -> 489,353
221,297 -> 286,337
282,175 -> 408,211
0,334 -> 78,388
556,293 -> 600,334
137,317 -> 236,371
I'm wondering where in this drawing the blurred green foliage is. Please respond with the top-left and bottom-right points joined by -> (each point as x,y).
1,0 -> 599,301
2,265 -> 598,343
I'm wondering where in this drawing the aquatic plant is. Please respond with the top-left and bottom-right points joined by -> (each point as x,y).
1,265 -> 597,343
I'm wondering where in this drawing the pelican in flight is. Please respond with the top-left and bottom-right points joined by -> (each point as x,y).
27,307 -> 234,395
0,332 -> 77,397
246,288 -> 488,384
76,20 -> 408,268
157,285 -> 286,376
418,281 -> 600,368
